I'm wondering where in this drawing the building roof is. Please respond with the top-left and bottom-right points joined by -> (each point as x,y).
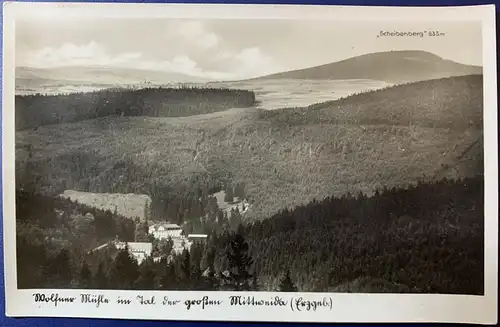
149,223 -> 181,230
115,242 -> 152,253
164,224 -> 182,229
188,234 -> 208,238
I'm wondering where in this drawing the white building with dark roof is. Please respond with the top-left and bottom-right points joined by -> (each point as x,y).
188,234 -> 208,243
148,223 -> 183,240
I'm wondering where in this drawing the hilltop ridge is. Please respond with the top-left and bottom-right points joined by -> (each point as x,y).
253,50 -> 482,84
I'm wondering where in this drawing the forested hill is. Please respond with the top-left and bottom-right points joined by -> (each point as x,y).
253,50 -> 482,84
16,75 -> 483,221
258,74 -> 483,131
16,176 -> 483,293
16,191 -> 137,288
15,87 -> 256,130
239,177 -> 484,294
242,176 -> 483,294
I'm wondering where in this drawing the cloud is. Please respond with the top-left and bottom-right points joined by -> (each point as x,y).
21,41 -> 142,68
138,55 -> 233,80
19,41 -> 229,80
228,47 -> 286,79
174,21 -> 220,50
18,40 -> 284,81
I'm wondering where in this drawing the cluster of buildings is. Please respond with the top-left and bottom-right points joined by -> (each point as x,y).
148,222 -> 208,256
89,190 -> 250,264
93,223 -> 208,264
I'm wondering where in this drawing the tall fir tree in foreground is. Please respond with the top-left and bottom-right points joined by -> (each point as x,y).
94,261 -> 109,289
79,260 -> 92,288
278,268 -> 298,292
46,248 -> 72,288
135,258 -> 156,289
160,262 -> 178,290
111,246 -> 139,289
222,229 -> 254,291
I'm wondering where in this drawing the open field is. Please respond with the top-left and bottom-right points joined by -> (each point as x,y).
206,79 -> 390,109
60,190 -> 152,221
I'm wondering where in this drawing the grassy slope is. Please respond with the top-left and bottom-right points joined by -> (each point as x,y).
16,75 -> 483,220
253,50 -> 482,84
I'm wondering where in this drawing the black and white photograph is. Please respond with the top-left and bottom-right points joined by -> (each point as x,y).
2,2 -> 498,324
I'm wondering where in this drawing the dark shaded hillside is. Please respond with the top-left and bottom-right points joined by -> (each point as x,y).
259,75 -> 483,131
16,191 -> 136,288
15,87 -> 256,130
16,177 -> 483,293
254,50 -> 482,84
242,176 -> 483,294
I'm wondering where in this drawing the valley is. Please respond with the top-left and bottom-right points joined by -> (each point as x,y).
14,50 -> 485,293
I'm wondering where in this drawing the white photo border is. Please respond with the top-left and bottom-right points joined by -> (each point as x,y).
1,2 -> 498,324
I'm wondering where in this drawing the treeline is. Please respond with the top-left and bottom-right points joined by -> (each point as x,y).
258,75 -> 483,131
16,86 -> 256,130
243,176 -> 484,294
19,225 -> 294,292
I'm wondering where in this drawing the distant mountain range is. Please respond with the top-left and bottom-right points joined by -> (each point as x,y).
16,66 -> 208,89
16,50 -> 482,92
252,50 -> 482,84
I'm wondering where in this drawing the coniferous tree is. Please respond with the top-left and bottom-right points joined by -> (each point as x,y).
135,259 -> 156,289
94,261 -> 109,289
79,260 -> 92,288
160,263 -> 178,290
251,274 -> 259,291
224,186 -> 234,203
202,265 -> 219,290
201,245 -> 216,271
222,231 -> 254,291
190,265 -> 204,290
47,248 -> 72,288
16,234 -> 48,288
134,221 -> 149,242
229,209 -> 243,231
111,246 -> 139,289
278,268 -> 298,292
178,249 -> 191,289
234,183 -> 246,199
190,242 -> 204,270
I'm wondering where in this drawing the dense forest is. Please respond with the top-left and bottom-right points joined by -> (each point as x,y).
16,75 -> 483,222
17,176 -> 483,294
18,152 -> 247,234
15,86 -> 256,130
16,191 -> 135,288
243,176 -> 483,294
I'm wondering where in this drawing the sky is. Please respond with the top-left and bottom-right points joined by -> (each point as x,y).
15,19 -> 483,81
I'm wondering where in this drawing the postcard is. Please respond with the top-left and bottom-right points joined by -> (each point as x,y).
2,2 -> 498,323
